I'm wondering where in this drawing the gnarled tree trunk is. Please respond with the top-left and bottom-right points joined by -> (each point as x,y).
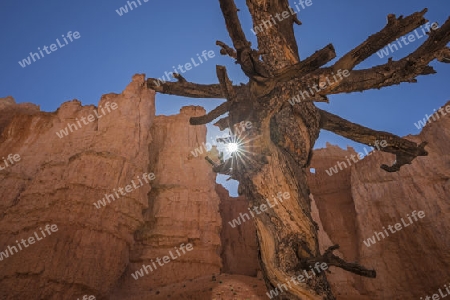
145,0 -> 450,298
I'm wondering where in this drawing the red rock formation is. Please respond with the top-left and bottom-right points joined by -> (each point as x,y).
216,183 -> 260,276
308,101 -> 450,299
110,106 -> 222,299
0,96 -> 40,135
307,144 -> 359,262
111,273 -> 268,300
1,73 -> 448,300
0,74 -> 154,300
0,77 -> 257,300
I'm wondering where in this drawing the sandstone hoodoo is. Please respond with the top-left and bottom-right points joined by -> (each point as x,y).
0,85 -> 449,300
307,102 -> 450,299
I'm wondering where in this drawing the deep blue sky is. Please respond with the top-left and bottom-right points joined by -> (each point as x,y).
1,0 -> 449,195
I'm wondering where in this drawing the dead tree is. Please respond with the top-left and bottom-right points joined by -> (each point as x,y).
146,1 -> 450,299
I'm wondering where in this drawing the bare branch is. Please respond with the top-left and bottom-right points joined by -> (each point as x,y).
436,46 -> 450,63
333,9 -> 428,71
214,117 -> 230,130
173,73 -> 186,83
219,0 -> 258,77
188,66 -> 245,130
319,109 -> 428,172
272,44 -> 336,83
189,101 -> 230,125
301,245 -> 376,278
320,63 -> 435,95
247,44 -> 336,98
292,13 -> 302,26
216,40 -> 237,59
146,77 -> 247,99
322,15 -> 450,95
219,0 -> 251,52
216,65 -> 238,102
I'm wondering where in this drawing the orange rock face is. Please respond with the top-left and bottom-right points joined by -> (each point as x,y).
308,101 -> 450,300
0,96 -> 40,136
0,75 -> 155,299
0,75 -> 250,300
111,106 -> 223,299
216,183 -> 260,277
1,74 -> 448,300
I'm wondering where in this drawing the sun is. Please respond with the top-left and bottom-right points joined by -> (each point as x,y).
227,142 -> 239,153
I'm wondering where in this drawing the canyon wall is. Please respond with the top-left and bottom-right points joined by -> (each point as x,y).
0,96 -> 40,135
308,101 -> 450,300
0,74 -> 154,300
0,76 -> 260,300
111,106 -> 223,299
216,183 -> 260,277
1,74 -> 449,300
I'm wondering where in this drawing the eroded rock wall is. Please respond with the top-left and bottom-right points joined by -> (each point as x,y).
2,75 -> 448,300
0,74 -> 154,299
308,101 -> 450,300
0,81 -> 246,300
0,96 -> 40,135
216,183 -> 260,277
111,106 -> 222,298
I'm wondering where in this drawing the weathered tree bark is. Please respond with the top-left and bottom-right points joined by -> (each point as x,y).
146,1 -> 450,298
